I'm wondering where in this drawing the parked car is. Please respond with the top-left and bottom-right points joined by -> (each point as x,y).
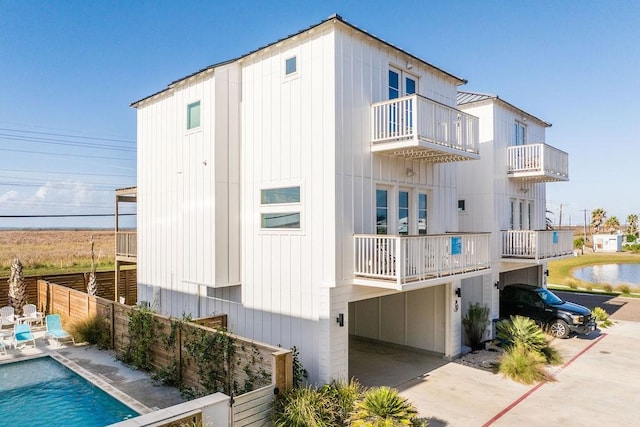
500,284 -> 597,338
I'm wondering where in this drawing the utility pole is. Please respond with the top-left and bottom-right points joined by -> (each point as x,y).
559,203 -> 563,230
581,209 -> 589,255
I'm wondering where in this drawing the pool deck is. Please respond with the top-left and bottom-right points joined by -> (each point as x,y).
0,326 -> 185,414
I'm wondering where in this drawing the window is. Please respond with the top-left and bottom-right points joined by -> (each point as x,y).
261,187 -> 300,204
398,191 -> 409,235
261,212 -> 300,229
376,189 -> 389,235
285,56 -> 297,75
418,193 -> 427,235
187,101 -> 201,130
514,122 -> 526,146
458,200 -> 466,212
510,200 -> 515,229
519,201 -> 524,230
260,185 -> 301,230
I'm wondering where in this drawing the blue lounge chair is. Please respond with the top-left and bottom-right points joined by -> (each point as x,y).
45,314 -> 75,347
13,323 -> 36,349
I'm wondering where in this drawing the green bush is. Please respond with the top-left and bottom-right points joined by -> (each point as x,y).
574,237 -> 585,249
592,307 -> 614,328
351,386 -> 422,427
70,315 -> 111,349
320,379 -> 364,425
626,234 -> 637,243
274,386 -> 337,427
616,283 -> 632,294
462,303 -> 490,350
496,316 -> 546,355
498,343 -> 553,385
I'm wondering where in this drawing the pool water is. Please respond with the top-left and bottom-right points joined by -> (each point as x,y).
0,357 -> 138,427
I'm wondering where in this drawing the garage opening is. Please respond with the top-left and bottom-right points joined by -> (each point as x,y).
347,285 -> 448,387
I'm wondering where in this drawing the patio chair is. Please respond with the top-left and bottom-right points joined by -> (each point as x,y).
0,306 -> 16,329
45,314 -> 75,347
13,323 -> 36,349
22,304 -> 45,326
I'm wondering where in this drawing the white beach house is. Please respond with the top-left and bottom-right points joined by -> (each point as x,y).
456,91 -> 572,340
126,15 -> 510,384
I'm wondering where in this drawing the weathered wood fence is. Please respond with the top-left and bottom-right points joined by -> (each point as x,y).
0,269 -> 137,309
36,279 -> 292,421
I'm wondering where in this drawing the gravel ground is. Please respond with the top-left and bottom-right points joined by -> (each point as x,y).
453,344 -> 504,372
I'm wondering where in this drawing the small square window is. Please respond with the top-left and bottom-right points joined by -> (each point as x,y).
458,200 -> 466,212
285,56 -> 297,75
187,101 -> 201,130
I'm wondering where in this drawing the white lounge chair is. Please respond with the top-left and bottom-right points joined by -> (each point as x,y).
21,304 -> 45,326
0,306 -> 16,329
45,314 -> 75,347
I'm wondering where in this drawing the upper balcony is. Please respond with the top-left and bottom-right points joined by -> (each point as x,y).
371,94 -> 480,163
507,143 -> 569,183
354,233 -> 491,291
115,187 -> 137,263
501,230 -> 574,263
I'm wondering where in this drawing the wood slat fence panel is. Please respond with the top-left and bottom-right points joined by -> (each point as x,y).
232,384 -> 275,426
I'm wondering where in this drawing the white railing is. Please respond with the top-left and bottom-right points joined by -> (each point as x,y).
116,231 -> 137,257
372,94 -> 479,154
507,143 -> 569,180
354,233 -> 490,286
501,230 -> 574,260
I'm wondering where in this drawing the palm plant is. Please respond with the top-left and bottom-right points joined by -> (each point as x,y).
7,257 -> 26,314
604,216 -> 620,233
591,208 -> 606,233
627,214 -> 638,237
87,236 -> 98,296
496,316 -> 546,355
350,386 -> 420,427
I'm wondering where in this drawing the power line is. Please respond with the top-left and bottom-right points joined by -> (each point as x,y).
0,168 -> 135,178
0,134 -> 136,152
0,213 -> 136,218
0,147 -> 135,161
0,127 -> 135,144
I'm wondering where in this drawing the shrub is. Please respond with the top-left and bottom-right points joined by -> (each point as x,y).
574,237 -> 584,249
584,283 -> 594,292
602,283 -> 614,293
616,283 -> 631,294
70,315 -> 111,349
498,343 -> 553,385
462,303 -> 490,350
321,379 -> 364,425
274,386 -> 337,427
592,307 -> 614,328
496,316 -> 546,355
626,234 -> 637,243
351,386 -> 421,427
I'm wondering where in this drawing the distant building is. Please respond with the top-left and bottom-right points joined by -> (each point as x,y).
593,234 -> 623,252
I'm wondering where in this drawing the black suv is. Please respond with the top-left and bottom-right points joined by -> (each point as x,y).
500,284 -> 596,338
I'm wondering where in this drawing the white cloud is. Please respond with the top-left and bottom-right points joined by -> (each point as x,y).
0,190 -> 19,204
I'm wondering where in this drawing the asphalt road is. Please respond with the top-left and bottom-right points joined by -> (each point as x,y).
554,290 -> 640,322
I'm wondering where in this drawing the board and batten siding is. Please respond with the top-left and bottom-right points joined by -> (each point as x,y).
137,64 -> 241,317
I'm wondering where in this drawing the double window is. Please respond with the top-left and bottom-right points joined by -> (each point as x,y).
260,186 -> 301,229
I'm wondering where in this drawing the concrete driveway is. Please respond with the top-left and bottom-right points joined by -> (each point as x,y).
399,317 -> 640,426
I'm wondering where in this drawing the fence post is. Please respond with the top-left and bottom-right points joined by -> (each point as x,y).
272,349 -> 293,395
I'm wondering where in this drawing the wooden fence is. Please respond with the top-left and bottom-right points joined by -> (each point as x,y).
37,280 -> 293,413
1,269 -> 137,310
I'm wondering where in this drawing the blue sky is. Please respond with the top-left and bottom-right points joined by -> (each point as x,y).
1,0 -> 638,228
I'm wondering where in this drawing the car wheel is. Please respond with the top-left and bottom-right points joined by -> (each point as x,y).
549,319 -> 570,338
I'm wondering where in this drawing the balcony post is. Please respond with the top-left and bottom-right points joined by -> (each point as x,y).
395,236 -> 402,287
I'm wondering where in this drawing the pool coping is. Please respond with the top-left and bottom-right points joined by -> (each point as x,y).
0,352 -> 152,416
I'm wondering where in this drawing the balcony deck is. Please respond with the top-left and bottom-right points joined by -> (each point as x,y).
116,231 -> 137,262
501,230 -> 574,262
371,95 -> 480,163
354,233 -> 491,290
507,143 -> 569,183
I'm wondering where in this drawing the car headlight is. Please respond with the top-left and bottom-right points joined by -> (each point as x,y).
571,315 -> 584,324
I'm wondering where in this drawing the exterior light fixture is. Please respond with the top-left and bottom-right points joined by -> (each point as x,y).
336,313 -> 344,327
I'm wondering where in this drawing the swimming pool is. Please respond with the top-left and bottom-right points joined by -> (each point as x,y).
0,356 -> 138,427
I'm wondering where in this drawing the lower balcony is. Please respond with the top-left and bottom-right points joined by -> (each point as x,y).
116,231 -> 137,262
354,233 -> 491,290
501,230 -> 574,262
507,143 -> 569,183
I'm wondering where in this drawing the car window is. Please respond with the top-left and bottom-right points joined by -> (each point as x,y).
537,288 -> 563,305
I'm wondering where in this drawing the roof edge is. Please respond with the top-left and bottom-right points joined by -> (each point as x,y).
458,90 -> 552,127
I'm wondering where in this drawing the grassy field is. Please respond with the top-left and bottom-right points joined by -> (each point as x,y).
548,251 -> 640,293
0,229 -> 115,276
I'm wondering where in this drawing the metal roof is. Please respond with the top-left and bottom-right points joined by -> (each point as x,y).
131,14 -> 467,107
457,90 -> 551,127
